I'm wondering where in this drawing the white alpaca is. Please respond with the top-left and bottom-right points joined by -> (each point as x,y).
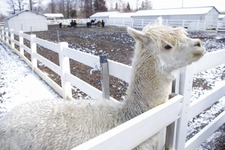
0,21 -> 204,150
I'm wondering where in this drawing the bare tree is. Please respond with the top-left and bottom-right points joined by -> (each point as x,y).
140,0 -> 152,10
124,2 -> 131,12
93,0 -> 107,13
7,0 -> 16,14
33,0 -> 45,13
15,0 -> 24,11
48,0 -> 57,13
84,0 -> 93,18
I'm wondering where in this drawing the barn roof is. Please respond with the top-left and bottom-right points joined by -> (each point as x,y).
5,10 -> 45,20
219,14 -> 225,19
90,11 -> 120,18
109,12 -> 135,18
132,6 -> 219,17
44,13 -> 64,18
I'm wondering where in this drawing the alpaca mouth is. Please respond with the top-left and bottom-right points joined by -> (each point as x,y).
193,48 -> 205,59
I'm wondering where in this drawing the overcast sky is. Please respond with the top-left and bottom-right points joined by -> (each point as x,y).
1,0 -> 225,16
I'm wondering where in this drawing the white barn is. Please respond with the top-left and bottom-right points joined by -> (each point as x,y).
4,10 -> 48,32
132,6 -> 219,29
108,12 -> 135,26
219,14 -> 225,24
89,11 -> 120,22
44,13 -> 64,25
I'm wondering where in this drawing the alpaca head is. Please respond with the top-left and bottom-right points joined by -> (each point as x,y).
127,21 -> 205,73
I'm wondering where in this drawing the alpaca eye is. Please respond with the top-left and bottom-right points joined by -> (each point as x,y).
164,45 -> 172,50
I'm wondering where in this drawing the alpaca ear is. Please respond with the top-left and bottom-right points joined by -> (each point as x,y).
127,27 -> 146,42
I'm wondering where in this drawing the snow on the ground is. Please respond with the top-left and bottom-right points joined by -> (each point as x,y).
0,41 -> 59,119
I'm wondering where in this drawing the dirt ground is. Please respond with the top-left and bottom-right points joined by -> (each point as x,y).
30,25 -> 225,101
31,25 -> 134,100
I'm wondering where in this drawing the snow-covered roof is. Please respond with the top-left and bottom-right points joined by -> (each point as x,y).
109,12 -> 135,18
219,14 -> 225,19
90,11 -> 120,18
132,6 -> 219,17
5,10 -> 44,20
44,13 -> 64,18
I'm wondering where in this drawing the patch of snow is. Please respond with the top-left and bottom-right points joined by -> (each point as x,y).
0,41 -> 59,119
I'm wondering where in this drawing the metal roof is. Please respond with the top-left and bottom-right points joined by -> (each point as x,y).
219,14 -> 225,19
132,6 -> 218,17
44,13 -> 64,18
5,10 -> 45,20
90,11 -> 120,18
109,12 -> 135,18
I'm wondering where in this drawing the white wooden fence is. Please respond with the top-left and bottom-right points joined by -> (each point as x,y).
106,19 -> 208,31
0,27 -> 225,149
46,18 -> 225,31
104,18 -> 224,31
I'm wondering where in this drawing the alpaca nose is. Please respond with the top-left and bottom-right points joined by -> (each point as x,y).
194,40 -> 201,47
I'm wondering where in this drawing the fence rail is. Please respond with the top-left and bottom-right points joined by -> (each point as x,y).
103,18 -> 223,31
0,27 -> 225,149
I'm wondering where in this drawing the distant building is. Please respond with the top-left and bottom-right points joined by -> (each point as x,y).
132,6 -> 219,29
90,11 -> 120,22
219,14 -> 225,25
44,13 -> 64,25
90,11 -> 136,26
4,10 -> 48,32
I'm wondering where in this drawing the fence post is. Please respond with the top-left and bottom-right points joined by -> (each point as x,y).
19,31 -> 24,55
100,54 -> 110,100
59,42 -> 72,100
0,27 -> 4,40
175,65 -> 194,150
57,30 -> 60,43
165,122 -> 177,150
30,34 -> 37,69
5,28 -> 9,44
0,27 -> 2,39
198,20 -> 201,31
182,20 -> 185,28
10,29 -> 15,49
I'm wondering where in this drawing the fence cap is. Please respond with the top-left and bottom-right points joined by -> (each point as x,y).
100,54 -> 108,63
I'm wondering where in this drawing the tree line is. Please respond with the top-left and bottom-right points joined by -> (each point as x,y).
6,0 -> 152,18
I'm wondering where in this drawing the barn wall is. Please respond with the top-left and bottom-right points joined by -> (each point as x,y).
132,14 -> 206,21
90,16 -> 108,21
204,8 -> 219,29
7,12 -> 48,32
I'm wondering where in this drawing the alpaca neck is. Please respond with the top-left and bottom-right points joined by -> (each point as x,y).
122,49 -> 173,119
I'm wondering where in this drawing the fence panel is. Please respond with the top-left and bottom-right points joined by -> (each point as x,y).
175,49 -> 225,149
64,47 -> 99,68
185,111 -> 225,150
108,60 -> 132,83
33,37 -> 60,53
189,82 -> 225,120
72,95 -> 183,150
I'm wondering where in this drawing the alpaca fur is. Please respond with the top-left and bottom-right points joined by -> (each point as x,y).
0,20 -> 205,150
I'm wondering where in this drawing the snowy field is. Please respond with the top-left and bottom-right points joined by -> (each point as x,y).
0,41 -> 59,119
0,27 -> 225,149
